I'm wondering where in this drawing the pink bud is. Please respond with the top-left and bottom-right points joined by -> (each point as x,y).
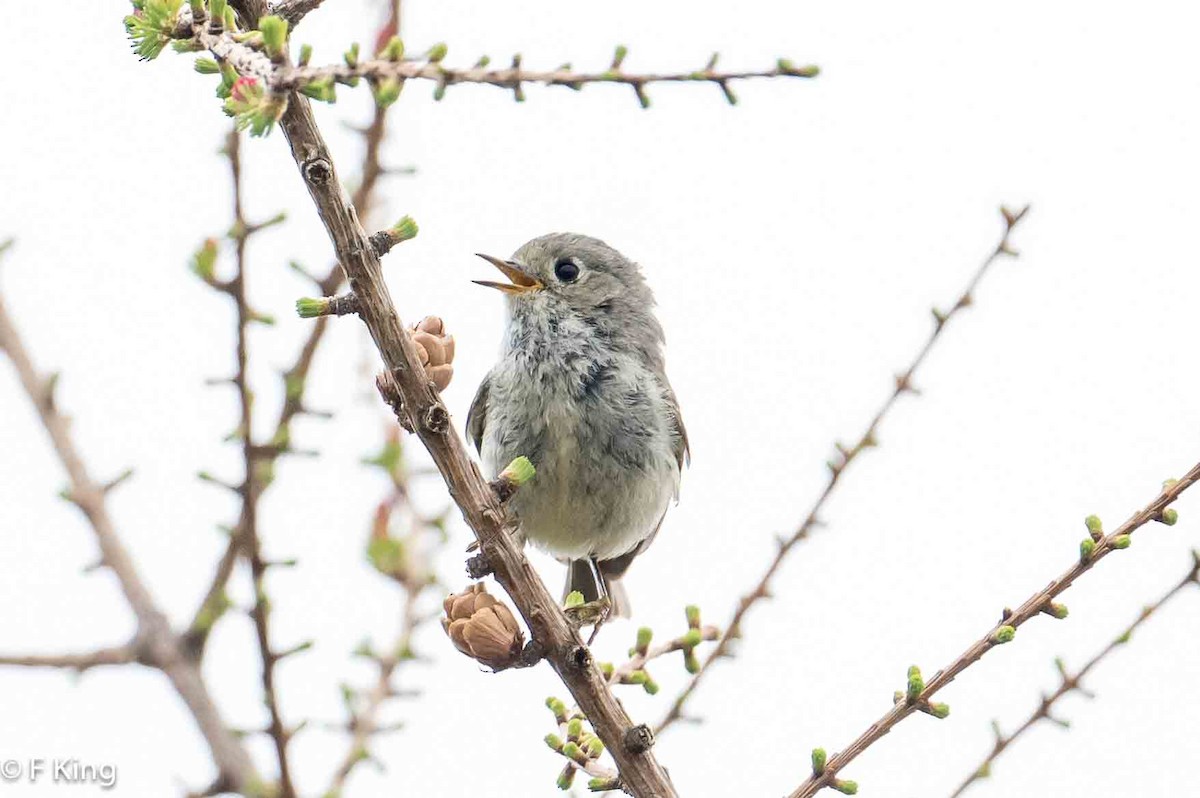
231,76 -> 258,102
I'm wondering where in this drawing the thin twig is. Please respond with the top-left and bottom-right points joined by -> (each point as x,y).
326,586 -> 423,794
787,464 -> 1199,798
185,8 -> 398,641
179,11 -> 814,108
0,278 -> 259,793
948,550 -> 1200,798
0,645 -> 137,672
224,128 -> 299,798
657,206 -> 1031,734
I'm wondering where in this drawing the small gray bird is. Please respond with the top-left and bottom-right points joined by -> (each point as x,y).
467,233 -> 688,617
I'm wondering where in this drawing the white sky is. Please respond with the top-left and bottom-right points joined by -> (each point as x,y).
2,1 -> 1199,796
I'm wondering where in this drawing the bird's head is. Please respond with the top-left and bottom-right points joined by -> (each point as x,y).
474,233 -> 655,318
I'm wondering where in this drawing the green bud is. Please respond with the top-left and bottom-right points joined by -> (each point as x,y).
680,628 -> 703,648
635,627 -> 653,655
387,215 -> 419,244
1085,515 -> 1103,535
564,591 -> 585,609
298,43 -> 313,67
588,777 -> 621,792
1114,630 -> 1132,645
566,717 -> 582,741
1047,602 -> 1069,619
991,625 -> 1016,644
1160,508 -> 1179,526
642,677 -> 660,695
598,661 -> 614,677
683,649 -> 700,674
794,64 -> 821,77
344,42 -> 360,68
258,15 -> 288,58
1080,538 -> 1096,561
561,742 -> 585,765
295,297 -> 328,318
585,737 -> 604,758
811,748 -> 827,775
194,57 -> 220,74
498,456 -> 535,488
210,0 -> 228,24
833,779 -> 858,795
372,76 -> 403,107
556,765 -> 575,791
380,36 -> 404,60
426,42 -> 448,62
626,670 -> 647,685
544,733 -> 563,752
928,702 -> 950,719
1112,535 -> 1132,549
300,76 -> 337,103
906,665 -> 924,701
611,44 -> 628,70
685,604 -> 701,628
545,697 -> 567,721
190,238 -> 218,281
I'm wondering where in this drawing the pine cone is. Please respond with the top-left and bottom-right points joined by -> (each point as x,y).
411,315 -> 455,392
442,583 -> 524,670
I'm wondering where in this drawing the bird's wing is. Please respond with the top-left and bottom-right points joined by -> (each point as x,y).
465,374 -> 490,454
663,380 -> 690,470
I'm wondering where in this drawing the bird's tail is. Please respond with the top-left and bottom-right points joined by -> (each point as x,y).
565,560 -> 631,618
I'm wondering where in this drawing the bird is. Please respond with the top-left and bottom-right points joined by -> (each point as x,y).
467,233 -> 688,618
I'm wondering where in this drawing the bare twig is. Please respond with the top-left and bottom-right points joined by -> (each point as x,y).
326,587 -> 423,794
0,645 -> 137,672
0,279 -> 259,793
185,4 -> 400,643
948,550 -> 1200,798
657,206 -> 1031,734
223,128 -> 299,798
179,11 -> 814,108
787,464 -> 1199,798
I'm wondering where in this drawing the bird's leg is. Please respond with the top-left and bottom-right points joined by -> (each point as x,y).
585,557 -> 613,645
563,557 -> 613,637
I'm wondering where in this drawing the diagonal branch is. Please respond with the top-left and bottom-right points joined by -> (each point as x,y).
948,550 -> 1200,798
787,464 -> 1199,798
271,77 -> 678,798
0,275 -> 259,794
657,206 -> 1030,734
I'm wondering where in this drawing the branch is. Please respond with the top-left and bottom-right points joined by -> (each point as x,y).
948,550 -> 1200,797
0,644 -> 137,672
273,79 -> 678,798
787,465 -> 1199,798
0,270 -> 259,793
224,128 -> 299,798
271,0 -> 325,27
185,2 -> 401,644
171,11 -> 815,111
657,205 -> 1030,734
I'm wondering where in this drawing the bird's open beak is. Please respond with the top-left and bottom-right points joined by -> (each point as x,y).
473,254 -> 543,294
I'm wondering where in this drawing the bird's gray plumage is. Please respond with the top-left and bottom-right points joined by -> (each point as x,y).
467,233 -> 687,616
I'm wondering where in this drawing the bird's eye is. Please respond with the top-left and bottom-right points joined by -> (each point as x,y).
554,260 -> 580,282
